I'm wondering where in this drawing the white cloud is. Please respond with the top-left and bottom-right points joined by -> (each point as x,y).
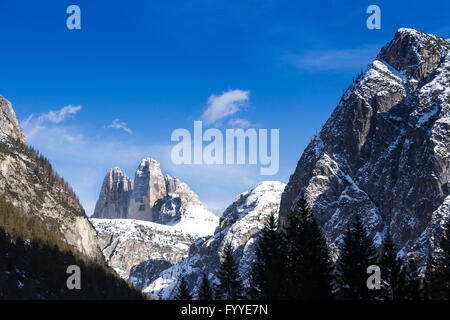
21,118 -> 169,215
228,118 -> 253,128
19,100 -> 276,218
20,104 -> 82,138
107,119 -> 133,134
285,45 -> 379,71
39,105 -> 82,123
202,89 -> 250,125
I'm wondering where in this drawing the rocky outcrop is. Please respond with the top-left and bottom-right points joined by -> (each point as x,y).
143,181 -> 286,299
0,94 -> 104,262
94,167 -> 132,219
128,158 -> 167,221
91,159 -> 220,287
0,95 -> 26,144
279,28 -> 450,263
91,218 -> 203,289
93,158 -> 219,230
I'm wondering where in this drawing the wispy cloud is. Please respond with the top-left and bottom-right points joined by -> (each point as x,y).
20,104 -> 82,138
202,89 -> 250,125
228,118 -> 253,128
285,45 -> 379,72
107,119 -> 133,134
39,105 -> 82,123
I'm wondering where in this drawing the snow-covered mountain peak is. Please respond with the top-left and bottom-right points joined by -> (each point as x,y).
136,157 -> 163,177
93,158 -> 218,232
280,29 -> 450,266
219,181 -> 286,232
377,28 -> 449,81
142,180 -> 286,299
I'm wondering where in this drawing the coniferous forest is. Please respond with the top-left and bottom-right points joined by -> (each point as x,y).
0,195 -> 145,300
173,196 -> 450,301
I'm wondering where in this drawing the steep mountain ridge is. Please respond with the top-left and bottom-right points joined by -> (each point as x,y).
279,28 -> 450,263
143,181 -> 286,299
0,94 -> 103,262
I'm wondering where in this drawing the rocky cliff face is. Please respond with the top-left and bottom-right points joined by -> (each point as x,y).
94,167 -> 133,219
91,159 -> 220,287
0,94 -> 104,262
93,158 -> 219,230
91,218 -> 204,289
143,181 -> 286,299
279,28 -> 450,263
0,95 -> 26,144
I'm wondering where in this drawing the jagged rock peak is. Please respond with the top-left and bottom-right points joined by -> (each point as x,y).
136,158 -> 162,175
279,29 -> 450,266
377,28 -> 450,81
110,167 -> 132,186
93,167 -> 132,219
0,95 -> 26,144
93,157 -> 219,229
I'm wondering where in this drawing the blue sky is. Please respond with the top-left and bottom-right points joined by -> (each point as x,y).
1,0 -> 449,215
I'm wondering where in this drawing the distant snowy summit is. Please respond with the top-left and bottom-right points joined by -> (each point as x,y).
143,181 -> 287,299
91,158 -> 220,288
91,181 -> 286,293
92,157 -> 219,235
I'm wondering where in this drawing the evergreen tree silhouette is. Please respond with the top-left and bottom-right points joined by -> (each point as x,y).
175,277 -> 192,300
215,242 -> 243,300
379,229 -> 405,300
401,256 -> 421,300
284,196 -> 333,300
425,217 -> 450,299
335,214 -> 377,300
435,217 -> 450,299
197,273 -> 214,300
249,214 -> 287,299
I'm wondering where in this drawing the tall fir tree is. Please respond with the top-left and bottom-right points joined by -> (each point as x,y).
215,242 -> 244,300
435,216 -> 450,299
249,214 -> 287,299
378,229 -> 405,300
425,217 -> 450,299
400,256 -> 422,300
284,196 -> 333,300
335,214 -> 377,300
197,273 -> 214,300
175,277 -> 192,300
424,251 -> 440,299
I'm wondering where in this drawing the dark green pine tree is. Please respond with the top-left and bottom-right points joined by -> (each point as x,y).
424,251 -> 440,299
400,256 -> 421,300
435,217 -> 450,299
335,214 -> 378,300
197,273 -> 214,300
215,242 -> 244,300
284,196 -> 333,300
249,214 -> 287,299
378,228 -> 402,300
425,217 -> 450,299
175,277 -> 192,300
